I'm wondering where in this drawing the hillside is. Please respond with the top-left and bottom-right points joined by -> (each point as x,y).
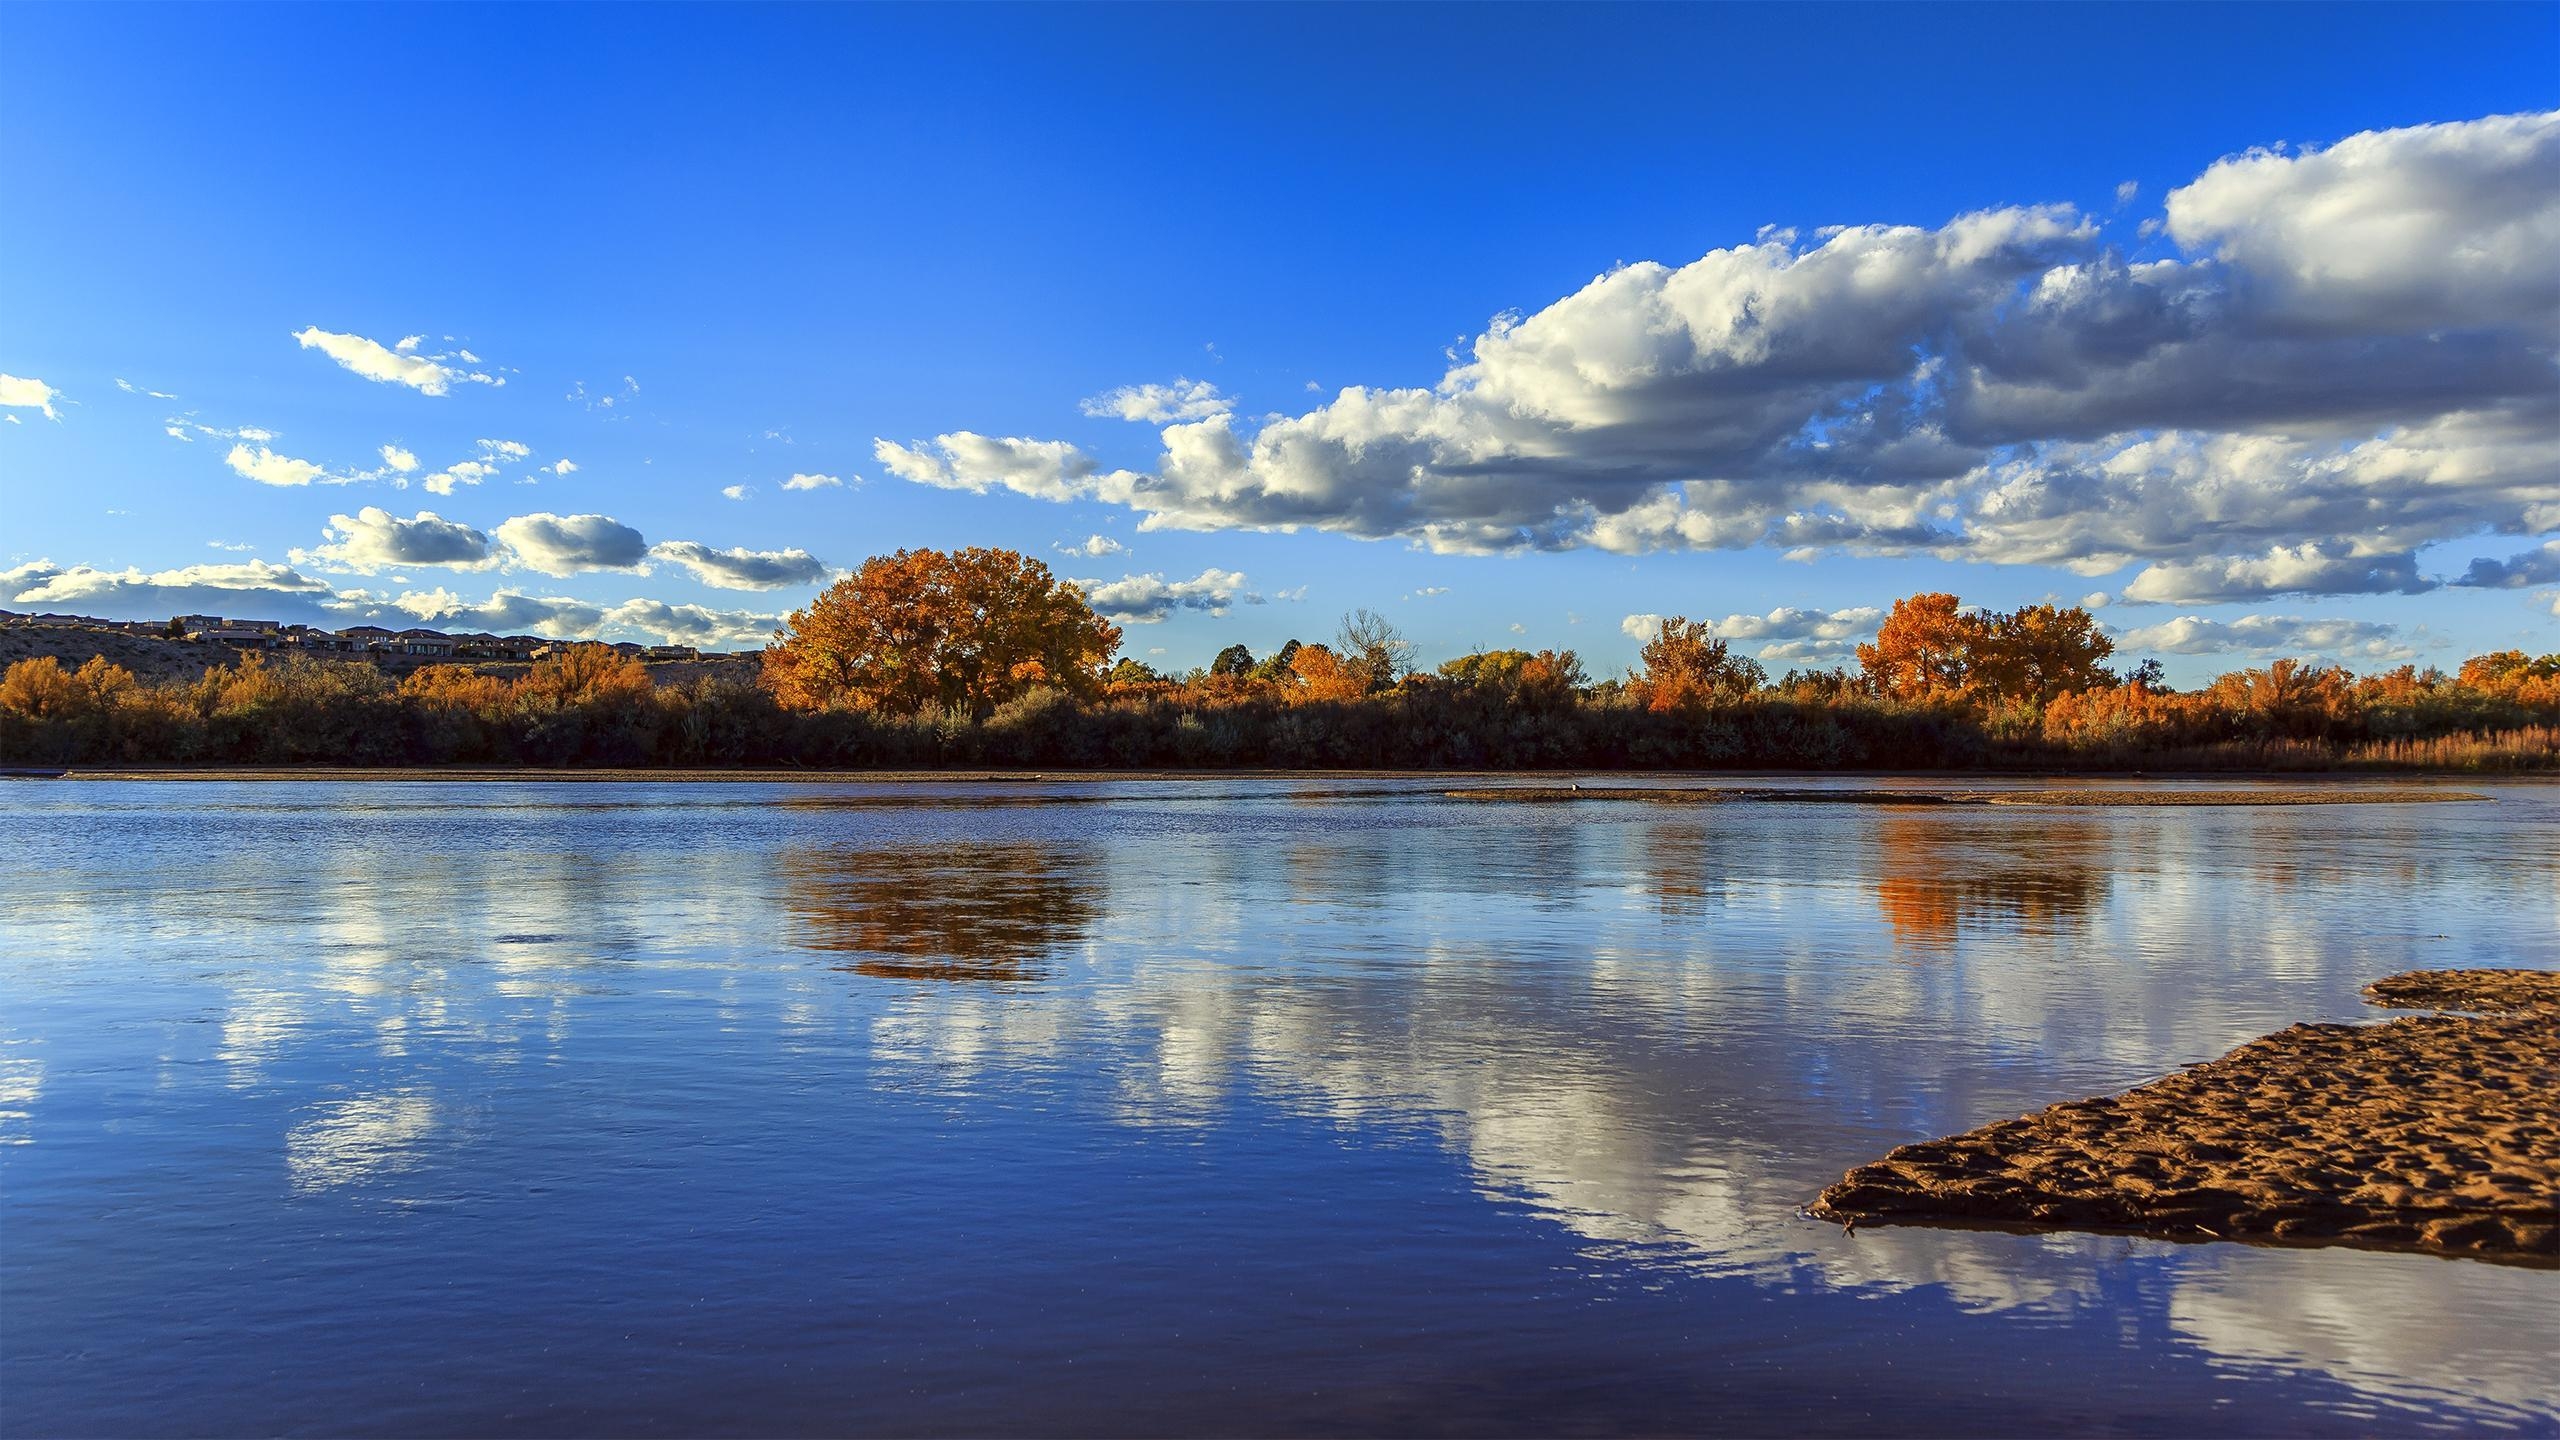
0,625 -> 760,689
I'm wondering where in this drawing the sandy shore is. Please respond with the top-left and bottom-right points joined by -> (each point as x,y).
1809,969 -> 2560,1266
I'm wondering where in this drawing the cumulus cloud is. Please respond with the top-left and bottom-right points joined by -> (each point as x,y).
721,484 -> 751,501
0,374 -> 61,420
2120,542 -> 2435,605
873,432 -> 1137,503
225,443 -> 350,488
3,557 -> 336,621
2114,614 -> 2417,663
362,587 -> 604,637
297,508 -> 495,573
544,458 -> 579,477
1077,568 -> 1260,623
323,587 -> 770,647
647,540 -> 829,591
1081,378 -> 1233,423
596,598 -> 781,648
868,110 -> 2558,598
1623,604 -> 1883,663
490,513 -> 650,575
781,472 -> 843,491
293,328 -> 501,395
2454,539 -> 2560,589
379,444 -> 420,473
1057,534 -> 1126,558
422,460 -> 495,496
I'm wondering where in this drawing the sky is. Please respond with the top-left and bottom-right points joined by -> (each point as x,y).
2,2 -> 2555,683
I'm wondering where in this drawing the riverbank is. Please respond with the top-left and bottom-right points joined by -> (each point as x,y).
1809,969 -> 2560,1266
8,765 -> 2525,796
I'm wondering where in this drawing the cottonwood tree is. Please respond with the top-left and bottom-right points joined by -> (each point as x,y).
1633,618 -> 1765,711
764,546 -> 1122,715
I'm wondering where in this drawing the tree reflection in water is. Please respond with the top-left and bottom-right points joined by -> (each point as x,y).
779,842 -> 1105,981
1872,814 -> 2111,950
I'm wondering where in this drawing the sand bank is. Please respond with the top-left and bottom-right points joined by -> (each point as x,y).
1809,969 -> 2559,1266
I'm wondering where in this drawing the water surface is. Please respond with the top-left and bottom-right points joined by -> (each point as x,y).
4,777 -> 2555,1435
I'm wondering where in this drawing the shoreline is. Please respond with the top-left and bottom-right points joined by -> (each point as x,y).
1809,969 -> 2560,1267
7,764 -> 2541,788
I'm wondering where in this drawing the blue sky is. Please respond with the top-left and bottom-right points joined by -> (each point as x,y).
3,2 -> 2555,681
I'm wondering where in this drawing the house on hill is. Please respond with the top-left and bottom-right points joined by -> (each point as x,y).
389,629 -> 457,657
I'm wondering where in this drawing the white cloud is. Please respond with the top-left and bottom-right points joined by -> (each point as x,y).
597,598 -> 778,649
225,443 -> 347,488
1057,534 -> 1126,558
382,587 -> 776,649
544,458 -> 579,477
2121,542 -> 2434,605
2114,614 -> 2416,663
780,472 -> 843,491
865,110 -> 2558,593
115,378 -> 177,400
490,512 -> 650,575
297,508 -> 495,573
3,557 -> 335,618
379,444 -> 420,473
1081,378 -> 1233,423
0,374 -> 62,420
647,540 -> 829,591
479,438 -> 530,460
873,432 -> 1136,503
1077,568 -> 1260,624
721,484 -> 751,501
2163,110 -> 2559,333
1621,604 -> 1882,663
293,328 -> 501,396
422,460 -> 495,496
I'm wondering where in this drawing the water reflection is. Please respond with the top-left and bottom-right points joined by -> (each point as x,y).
781,841 -> 1105,981
4,781 -> 2555,1434
285,1091 -> 439,1193
1871,814 -> 2112,950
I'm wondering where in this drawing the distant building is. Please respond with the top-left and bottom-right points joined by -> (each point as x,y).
173,614 -> 223,634
644,645 -> 697,661
199,623 -> 280,648
389,628 -> 457,657
335,625 -> 395,652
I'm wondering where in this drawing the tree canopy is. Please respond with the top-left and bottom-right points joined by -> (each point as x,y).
763,547 -> 1121,715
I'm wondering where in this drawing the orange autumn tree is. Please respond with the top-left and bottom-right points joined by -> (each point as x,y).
1856,592 -> 1987,701
1976,603 -> 2115,707
1631,618 -> 1764,711
1857,593 -> 2114,706
764,546 -> 1122,716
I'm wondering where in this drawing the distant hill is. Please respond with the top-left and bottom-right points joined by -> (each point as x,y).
0,624 -> 761,689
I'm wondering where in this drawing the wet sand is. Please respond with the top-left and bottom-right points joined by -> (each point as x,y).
1810,970 -> 2560,1266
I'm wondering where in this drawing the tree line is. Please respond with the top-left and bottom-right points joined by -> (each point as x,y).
3,546 -> 2554,770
